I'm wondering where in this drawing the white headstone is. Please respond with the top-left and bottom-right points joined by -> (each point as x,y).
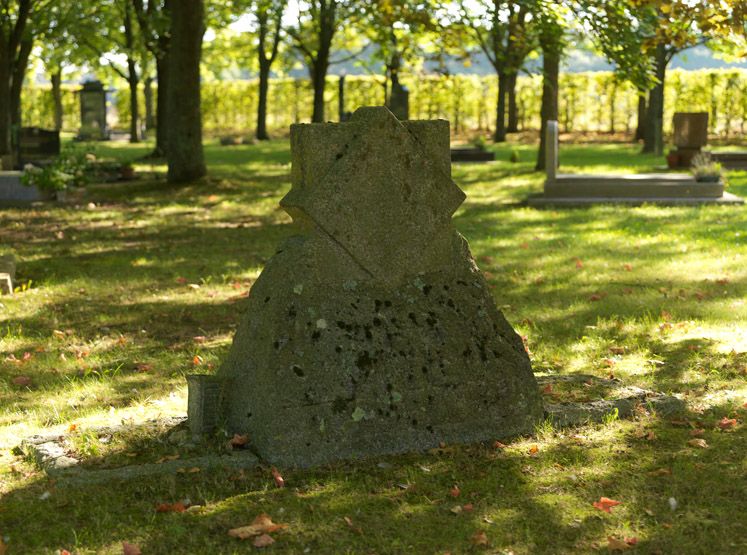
546,121 -> 559,182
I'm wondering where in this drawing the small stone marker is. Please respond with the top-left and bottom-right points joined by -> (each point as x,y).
0,254 -> 15,294
545,120 -> 559,182
211,106 -> 543,467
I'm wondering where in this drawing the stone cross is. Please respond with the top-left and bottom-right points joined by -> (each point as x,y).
546,120 -> 559,182
208,106 -> 543,467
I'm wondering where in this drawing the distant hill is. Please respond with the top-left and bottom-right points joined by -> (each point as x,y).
287,44 -> 747,78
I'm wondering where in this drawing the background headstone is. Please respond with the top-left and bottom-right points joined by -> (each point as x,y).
213,106 -> 543,467
18,127 -> 60,165
672,112 -> 708,167
77,81 -> 109,141
388,82 -> 409,120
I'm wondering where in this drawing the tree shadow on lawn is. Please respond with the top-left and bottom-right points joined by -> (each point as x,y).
1,399 -> 744,554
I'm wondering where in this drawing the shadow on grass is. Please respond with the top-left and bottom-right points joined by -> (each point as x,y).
1,399 -> 744,553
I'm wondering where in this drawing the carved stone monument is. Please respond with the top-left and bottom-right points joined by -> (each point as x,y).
202,107 -> 543,467
77,80 -> 109,141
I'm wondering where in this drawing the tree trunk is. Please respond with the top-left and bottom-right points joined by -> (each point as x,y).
642,44 -> 666,155
507,72 -> 519,133
608,80 -> 617,133
51,69 -> 63,131
154,55 -> 169,157
144,75 -> 155,130
0,53 -> 12,157
166,0 -> 206,183
127,57 -> 140,143
634,92 -> 646,142
256,60 -> 270,140
311,57 -> 328,123
536,40 -> 560,171
494,71 -> 508,142
10,37 -> 32,154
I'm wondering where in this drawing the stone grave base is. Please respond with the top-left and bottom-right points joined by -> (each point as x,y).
0,171 -> 46,203
536,374 -> 685,426
15,416 -> 259,486
530,173 -> 743,206
709,151 -> 747,170
450,148 -> 495,162
16,375 -> 684,480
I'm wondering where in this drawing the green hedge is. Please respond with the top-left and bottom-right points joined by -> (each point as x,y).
21,68 -> 747,138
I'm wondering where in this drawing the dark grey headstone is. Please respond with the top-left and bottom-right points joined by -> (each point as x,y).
18,127 -> 60,165
215,106 -> 543,467
388,82 -> 409,120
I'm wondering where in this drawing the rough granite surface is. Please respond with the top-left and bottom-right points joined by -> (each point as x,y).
218,106 -> 543,467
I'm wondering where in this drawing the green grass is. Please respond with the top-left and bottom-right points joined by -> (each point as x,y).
1,137 -> 745,554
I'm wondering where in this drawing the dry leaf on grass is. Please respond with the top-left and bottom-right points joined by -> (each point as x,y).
228,514 -> 288,539
471,530 -> 489,546
718,417 -> 737,430
271,466 -> 285,488
253,534 -> 275,548
122,541 -> 142,555
12,375 -> 32,386
449,485 -> 460,497
155,502 -> 187,513
687,438 -> 708,449
593,497 -> 621,513
230,434 -> 249,447
344,516 -> 363,534
607,536 -> 632,551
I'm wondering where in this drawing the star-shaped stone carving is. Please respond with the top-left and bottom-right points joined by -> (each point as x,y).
281,107 -> 465,283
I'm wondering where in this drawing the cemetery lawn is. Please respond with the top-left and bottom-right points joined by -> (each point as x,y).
1,139 -> 746,554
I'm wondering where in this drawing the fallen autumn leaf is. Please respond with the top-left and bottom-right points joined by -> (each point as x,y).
592,497 -> 621,513
607,536 -> 632,551
228,514 -> 287,539
122,541 -> 142,555
253,534 -> 275,548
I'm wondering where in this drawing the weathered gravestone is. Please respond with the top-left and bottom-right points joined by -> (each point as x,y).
672,112 -> 708,167
203,106 -> 543,467
77,80 -> 109,141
